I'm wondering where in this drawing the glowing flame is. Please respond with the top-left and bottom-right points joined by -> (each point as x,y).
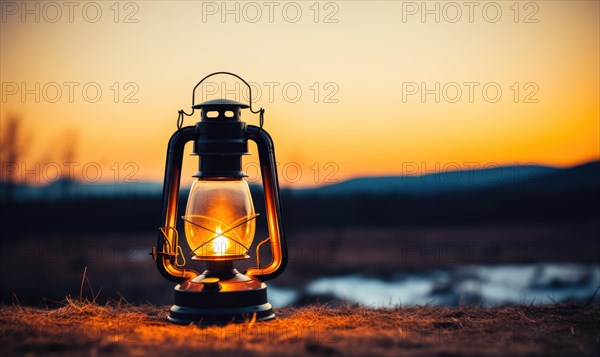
212,226 -> 229,254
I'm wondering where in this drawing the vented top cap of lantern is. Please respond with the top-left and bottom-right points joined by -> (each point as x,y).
192,98 -> 250,110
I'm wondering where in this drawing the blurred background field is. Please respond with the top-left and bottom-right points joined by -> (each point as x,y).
1,160 -> 598,308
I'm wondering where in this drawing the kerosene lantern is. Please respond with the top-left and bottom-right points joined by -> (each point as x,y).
152,72 -> 287,324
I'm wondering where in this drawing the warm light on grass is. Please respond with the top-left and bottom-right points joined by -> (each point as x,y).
1,298 -> 598,356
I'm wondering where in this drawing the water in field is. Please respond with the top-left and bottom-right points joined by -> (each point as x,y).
304,264 -> 600,307
130,244 -> 599,307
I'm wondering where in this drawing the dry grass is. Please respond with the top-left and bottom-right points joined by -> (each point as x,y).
1,297 -> 599,357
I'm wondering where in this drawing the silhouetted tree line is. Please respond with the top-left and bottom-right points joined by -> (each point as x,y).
1,182 -> 598,238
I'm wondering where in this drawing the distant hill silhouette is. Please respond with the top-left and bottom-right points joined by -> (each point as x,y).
513,161 -> 600,191
4,161 -> 598,200
300,165 -> 561,196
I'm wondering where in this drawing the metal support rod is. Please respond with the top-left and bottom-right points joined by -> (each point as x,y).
245,125 -> 288,281
156,126 -> 200,283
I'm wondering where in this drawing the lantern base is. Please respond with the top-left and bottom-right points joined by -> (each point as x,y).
168,261 -> 275,324
168,303 -> 274,325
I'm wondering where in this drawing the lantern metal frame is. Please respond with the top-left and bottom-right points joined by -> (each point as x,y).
152,72 -> 288,324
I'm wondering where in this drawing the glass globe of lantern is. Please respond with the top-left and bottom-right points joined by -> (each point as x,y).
184,178 -> 256,259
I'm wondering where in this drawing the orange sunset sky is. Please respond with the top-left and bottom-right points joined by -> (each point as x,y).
1,0 -> 598,187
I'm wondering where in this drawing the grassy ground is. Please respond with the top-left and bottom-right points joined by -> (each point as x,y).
1,299 -> 598,357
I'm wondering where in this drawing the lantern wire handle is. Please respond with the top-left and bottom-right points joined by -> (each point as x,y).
177,71 -> 265,131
